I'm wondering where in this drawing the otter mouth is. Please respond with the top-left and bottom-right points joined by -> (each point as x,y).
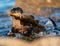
10,13 -> 20,18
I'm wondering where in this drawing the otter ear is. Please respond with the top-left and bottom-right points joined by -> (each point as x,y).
19,8 -> 23,14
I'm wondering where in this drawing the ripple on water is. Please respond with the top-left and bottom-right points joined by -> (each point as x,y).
0,16 -> 12,36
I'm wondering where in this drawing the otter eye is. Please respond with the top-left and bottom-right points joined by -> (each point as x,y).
11,11 -> 15,13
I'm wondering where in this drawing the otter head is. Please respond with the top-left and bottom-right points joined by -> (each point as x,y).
10,7 -> 23,19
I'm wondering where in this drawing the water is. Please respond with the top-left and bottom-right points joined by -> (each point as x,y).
0,16 -> 12,36
38,8 -> 60,36
0,0 -> 15,36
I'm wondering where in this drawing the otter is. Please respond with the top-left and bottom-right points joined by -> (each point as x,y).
9,7 -> 46,37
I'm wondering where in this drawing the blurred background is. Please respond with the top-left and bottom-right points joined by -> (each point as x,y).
0,0 -> 60,46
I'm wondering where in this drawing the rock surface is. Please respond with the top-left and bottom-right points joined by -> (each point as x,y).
14,0 -> 60,15
0,36 -> 60,46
